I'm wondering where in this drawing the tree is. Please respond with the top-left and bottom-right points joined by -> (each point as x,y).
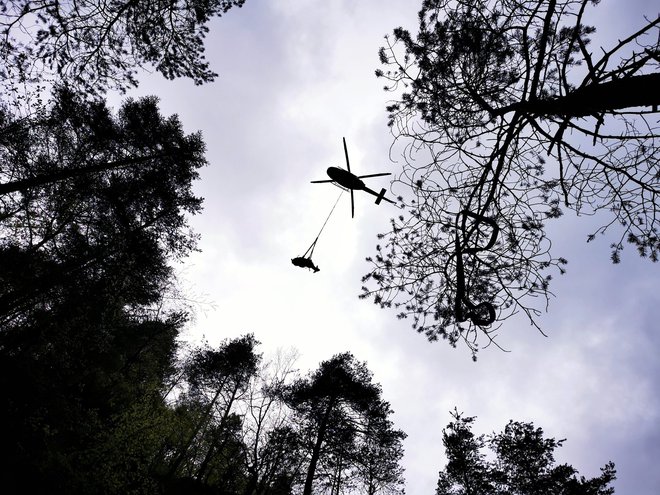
0,86 -> 208,492
436,411 -> 616,495
361,0 -> 660,355
283,353 -> 406,495
0,87 -> 205,325
164,334 -> 261,481
240,349 -> 303,494
0,0 -> 247,95
354,409 -> 406,495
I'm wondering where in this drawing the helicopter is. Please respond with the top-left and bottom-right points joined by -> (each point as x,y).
310,137 -> 395,218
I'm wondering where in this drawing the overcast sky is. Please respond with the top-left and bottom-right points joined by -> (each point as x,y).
119,1 -> 660,492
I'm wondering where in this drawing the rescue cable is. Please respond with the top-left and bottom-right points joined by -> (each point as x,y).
291,192 -> 344,273
302,191 -> 344,258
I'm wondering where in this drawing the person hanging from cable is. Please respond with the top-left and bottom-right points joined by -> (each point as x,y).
292,192 -> 343,273
292,237 -> 320,272
291,256 -> 320,272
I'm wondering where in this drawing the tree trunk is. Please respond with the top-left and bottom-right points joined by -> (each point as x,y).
495,72 -> 660,118
331,452 -> 343,495
303,396 -> 337,495
0,153 -> 167,196
367,464 -> 376,495
243,394 -> 271,495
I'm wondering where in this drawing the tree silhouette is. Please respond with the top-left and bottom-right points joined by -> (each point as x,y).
0,86 -> 209,491
0,0 -> 247,94
361,0 -> 660,355
0,88 -> 204,324
354,409 -> 406,495
165,334 -> 261,480
436,411 -> 616,495
283,353 -> 406,495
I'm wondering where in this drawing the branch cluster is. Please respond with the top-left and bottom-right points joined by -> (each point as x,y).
362,0 -> 659,353
0,0 -> 246,94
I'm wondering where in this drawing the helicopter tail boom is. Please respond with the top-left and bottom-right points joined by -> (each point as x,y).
375,188 -> 395,205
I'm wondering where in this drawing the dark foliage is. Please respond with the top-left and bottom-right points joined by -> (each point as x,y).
0,87 -> 203,492
0,228 -> 186,492
0,87 -> 204,326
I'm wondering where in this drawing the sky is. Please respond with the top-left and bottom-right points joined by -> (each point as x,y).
118,1 -> 660,493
